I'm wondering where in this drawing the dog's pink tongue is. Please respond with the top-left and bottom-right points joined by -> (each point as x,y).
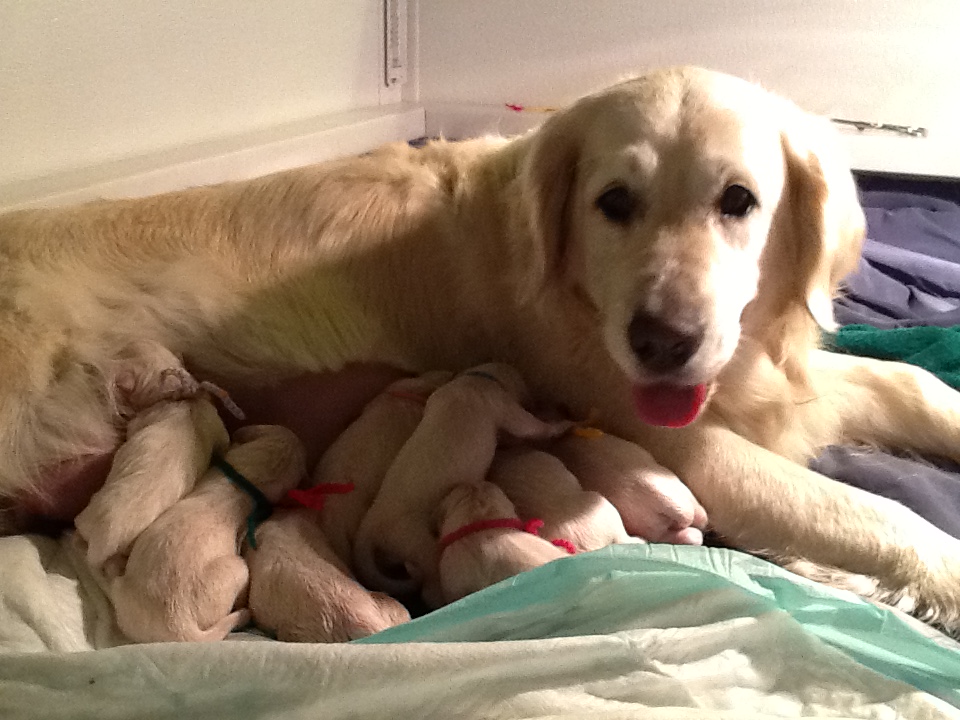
633,382 -> 707,428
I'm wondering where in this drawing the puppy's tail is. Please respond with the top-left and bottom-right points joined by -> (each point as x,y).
189,609 -> 251,642
352,520 -> 426,597
500,405 -> 573,444
345,592 -> 411,640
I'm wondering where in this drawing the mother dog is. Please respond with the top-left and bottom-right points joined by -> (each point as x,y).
2,66 -> 959,631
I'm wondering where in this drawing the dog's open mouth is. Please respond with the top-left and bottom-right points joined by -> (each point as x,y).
632,382 -> 709,428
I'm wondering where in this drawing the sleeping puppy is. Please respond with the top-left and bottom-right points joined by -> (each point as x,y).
109,424 -> 305,643
74,343 -> 229,568
489,445 -> 640,552
245,507 -> 411,642
433,482 -> 569,607
315,370 -> 453,565
546,429 -> 708,545
353,363 -> 571,595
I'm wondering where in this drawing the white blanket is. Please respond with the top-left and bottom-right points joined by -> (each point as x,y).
1,534 -> 958,720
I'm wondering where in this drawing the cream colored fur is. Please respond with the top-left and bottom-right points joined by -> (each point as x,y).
315,370 -> 452,565
2,66 -> 960,630
489,445 -> 639,552
546,430 -> 707,545
434,482 -> 568,607
108,424 -> 305,643
353,363 -> 570,595
74,343 -> 229,567
245,507 -> 411,642
109,339 -> 203,417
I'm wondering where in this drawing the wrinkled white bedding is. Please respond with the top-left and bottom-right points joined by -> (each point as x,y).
1,533 -> 958,720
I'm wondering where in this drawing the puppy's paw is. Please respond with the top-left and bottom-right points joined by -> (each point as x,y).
157,367 -> 201,401
114,365 -> 200,413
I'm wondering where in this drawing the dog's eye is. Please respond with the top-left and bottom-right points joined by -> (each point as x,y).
718,184 -> 758,218
595,186 -> 637,224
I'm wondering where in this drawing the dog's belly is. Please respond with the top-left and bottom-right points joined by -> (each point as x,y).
217,363 -> 410,468
11,453 -> 116,533
10,363 -> 407,533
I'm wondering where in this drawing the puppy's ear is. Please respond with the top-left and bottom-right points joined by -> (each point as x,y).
515,106 -> 584,296
780,112 -> 865,334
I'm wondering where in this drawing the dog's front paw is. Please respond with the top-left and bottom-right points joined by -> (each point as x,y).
904,556 -> 960,639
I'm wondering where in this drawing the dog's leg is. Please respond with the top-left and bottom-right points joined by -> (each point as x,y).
646,420 -> 960,631
810,349 -> 960,458
191,554 -> 252,642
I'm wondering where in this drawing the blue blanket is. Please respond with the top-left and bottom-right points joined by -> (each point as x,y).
814,183 -> 960,540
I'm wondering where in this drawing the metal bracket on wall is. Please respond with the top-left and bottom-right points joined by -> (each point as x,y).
384,0 -> 408,87
831,118 -> 928,138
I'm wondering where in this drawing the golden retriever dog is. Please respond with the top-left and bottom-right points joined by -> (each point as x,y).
434,482 -> 570,607
489,445 -> 641,552
352,362 -> 571,595
2,65 -> 960,631
108,424 -> 305,643
245,507 -> 411,642
314,370 -> 453,565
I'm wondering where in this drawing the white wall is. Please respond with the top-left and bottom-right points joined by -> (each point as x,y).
4,0 -> 959,197
418,0 -> 960,176
0,0 -> 402,188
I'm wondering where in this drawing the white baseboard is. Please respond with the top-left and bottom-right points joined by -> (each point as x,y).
839,130 -> 960,179
424,103 -> 959,180
424,102 -> 544,140
4,101 -> 954,214
1,104 -> 426,212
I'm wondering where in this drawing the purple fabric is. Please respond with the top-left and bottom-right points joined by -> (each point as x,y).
815,182 -> 960,540
835,190 -> 960,328
810,447 -> 960,540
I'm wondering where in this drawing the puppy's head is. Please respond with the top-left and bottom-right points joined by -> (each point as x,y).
227,424 -> 307,502
456,362 -> 530,404
437,482 -> 519,537
518,66 -> 864,426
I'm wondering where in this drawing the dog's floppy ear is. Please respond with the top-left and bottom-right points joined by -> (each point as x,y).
514,104 -> 585,296
780,111 -> 866,335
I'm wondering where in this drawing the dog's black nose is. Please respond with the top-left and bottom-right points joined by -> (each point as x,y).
628,311 -> 703,373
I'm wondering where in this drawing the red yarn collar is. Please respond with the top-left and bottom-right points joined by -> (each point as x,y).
438,517 -> 576,554
280,482 -> 355,511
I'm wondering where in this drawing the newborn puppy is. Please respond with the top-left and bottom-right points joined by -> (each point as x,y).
315,370 -> 453,565
489,446 -> 640,553
433,482 -> 568,607
74,343 -> 230,567
547,429 -> 708,545
245,507 -> 411,642
354,362 -> 570,595
109,425 -> 305,643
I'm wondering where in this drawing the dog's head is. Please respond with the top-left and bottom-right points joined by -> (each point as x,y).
517,66 -> 865,427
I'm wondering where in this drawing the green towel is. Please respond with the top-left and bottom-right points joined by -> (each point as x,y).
359,545 -> 960,706
827,324 -> 960,390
